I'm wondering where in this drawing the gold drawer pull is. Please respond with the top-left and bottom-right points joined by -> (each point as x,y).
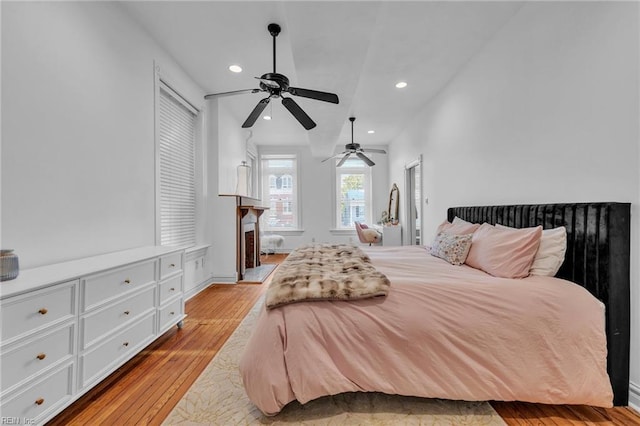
169,263 -> 176,268
35,398 -> 44,405
124,279 -> 131,284
36,353 -> 46,360
123,342 -> 129,347
38,308 -> 48,315
124,311 -> 130,315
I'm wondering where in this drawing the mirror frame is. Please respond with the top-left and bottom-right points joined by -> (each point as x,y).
388,183 -> 400,224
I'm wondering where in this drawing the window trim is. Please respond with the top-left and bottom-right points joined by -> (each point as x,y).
334,158 -> 373,230
259,149 -> 302,231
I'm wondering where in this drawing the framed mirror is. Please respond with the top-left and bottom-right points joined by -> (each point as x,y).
388,183 -> 400,224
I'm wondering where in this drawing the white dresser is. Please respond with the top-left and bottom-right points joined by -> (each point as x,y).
0,246 -> 185,425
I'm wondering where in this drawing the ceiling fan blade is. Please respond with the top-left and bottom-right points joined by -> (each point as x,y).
281,97 -> 316,130
361,148 -> 387,154
356,152 -> 375,166
287,87 -> 339,104
255,76 -> 280,89
321,151 -> 348,162
242,97 -> 270,128
204,89 -> 260,100
337,153 -> 351,167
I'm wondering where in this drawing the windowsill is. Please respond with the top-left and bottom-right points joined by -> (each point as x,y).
329,229 -> 357,235
263,229 -> 305,236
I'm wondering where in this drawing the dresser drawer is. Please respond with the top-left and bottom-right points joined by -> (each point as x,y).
80,313 -> 155,388
159,275 -> 182,304
158,297 -> 184,333
1,281 -> 76,343
1,323 -> 75,393
81,286 -> 156,350
1,363 -> 73,423
160,252 -> 182,279
82,260 -> 156,311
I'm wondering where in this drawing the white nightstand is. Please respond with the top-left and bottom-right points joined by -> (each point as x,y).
373,225 -> 402,246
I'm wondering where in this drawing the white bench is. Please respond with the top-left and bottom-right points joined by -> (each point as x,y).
261,234 -> 285,254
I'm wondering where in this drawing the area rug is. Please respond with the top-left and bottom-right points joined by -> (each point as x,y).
163,297 -> 506,425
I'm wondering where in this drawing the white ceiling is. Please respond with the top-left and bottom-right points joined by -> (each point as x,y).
121,1 -> 523,158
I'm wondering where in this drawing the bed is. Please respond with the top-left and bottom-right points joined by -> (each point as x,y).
239,202 -> 630,415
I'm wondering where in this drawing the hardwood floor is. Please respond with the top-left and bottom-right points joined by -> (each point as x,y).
49,253 -> 639,425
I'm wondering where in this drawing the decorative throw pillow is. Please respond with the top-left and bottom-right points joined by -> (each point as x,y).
496,224 -> 567,276
435,218 -> 481,235
429,232 -> 473,265
465,223 -> 542,278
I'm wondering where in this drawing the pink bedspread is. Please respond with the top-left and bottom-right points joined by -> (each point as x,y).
239,246 -> 613,415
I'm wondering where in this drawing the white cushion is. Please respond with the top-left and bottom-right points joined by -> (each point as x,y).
361,228 -> 381,242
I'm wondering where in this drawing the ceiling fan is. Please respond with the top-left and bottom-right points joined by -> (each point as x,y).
322,117 -> 387,167
204,23 -> 339,130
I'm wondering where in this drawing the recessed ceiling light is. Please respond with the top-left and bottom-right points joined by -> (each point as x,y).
395,81 -> 408,89
229,65 -> 242,73
367,130 -> 375,134
263,115 -> 271,120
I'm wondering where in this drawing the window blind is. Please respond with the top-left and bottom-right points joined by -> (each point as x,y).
158,83 -> 196,247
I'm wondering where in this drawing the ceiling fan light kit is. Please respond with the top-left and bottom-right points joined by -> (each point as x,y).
322,117 -> 387,167
204,23 -> 339,130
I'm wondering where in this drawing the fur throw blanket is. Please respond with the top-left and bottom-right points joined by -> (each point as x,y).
265,243 -> 390,309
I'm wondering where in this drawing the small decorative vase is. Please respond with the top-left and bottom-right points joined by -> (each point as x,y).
0,249 -> 20,281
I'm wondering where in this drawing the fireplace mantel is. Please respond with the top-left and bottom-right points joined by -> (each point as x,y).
220,195 -> 268,281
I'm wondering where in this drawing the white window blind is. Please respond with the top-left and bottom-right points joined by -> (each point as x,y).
158,82 -> 196,247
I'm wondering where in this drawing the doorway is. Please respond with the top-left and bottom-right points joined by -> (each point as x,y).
404,156 -> 422,245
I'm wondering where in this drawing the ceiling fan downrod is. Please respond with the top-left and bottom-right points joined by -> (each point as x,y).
268,23 -> 281,74
350,117 -> 355,144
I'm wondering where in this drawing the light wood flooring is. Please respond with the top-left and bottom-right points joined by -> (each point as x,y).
49,253 -> 639,425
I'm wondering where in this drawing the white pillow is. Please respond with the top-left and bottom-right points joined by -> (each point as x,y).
496,224 -> 567,276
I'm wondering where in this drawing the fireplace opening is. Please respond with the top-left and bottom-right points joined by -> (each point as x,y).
245,230 -> 256,269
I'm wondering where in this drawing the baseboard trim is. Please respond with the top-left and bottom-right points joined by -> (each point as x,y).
210,274 -> 238,284
630,381 -> 640,411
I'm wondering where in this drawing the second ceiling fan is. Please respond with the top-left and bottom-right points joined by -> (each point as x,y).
323,117 -> 387,167
204,23 -> 339,130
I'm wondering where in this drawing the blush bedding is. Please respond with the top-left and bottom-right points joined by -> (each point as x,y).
239,245 -> 613,416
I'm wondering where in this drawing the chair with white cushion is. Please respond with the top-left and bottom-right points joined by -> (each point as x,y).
354,222 -> 381,246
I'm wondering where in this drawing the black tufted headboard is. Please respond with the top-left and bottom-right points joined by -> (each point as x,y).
447,202 -> 630,406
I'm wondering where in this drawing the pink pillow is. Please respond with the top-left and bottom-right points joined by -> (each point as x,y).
465,223 -> 542,278
435,218 -> 480,235
359,223 -> 369,229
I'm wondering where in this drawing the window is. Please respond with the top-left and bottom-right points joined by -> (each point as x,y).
262,154 -> 299,230
281,175 -> 292,190
336,157 -> 372,229
157,81 -> 197,247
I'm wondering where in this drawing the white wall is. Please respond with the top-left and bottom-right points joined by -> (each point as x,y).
388,2 -> 639,405
1,2 -> 206,268
206,100 -> 244,282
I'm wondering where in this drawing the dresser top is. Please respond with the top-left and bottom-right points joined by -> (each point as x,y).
1,246 -> 183,299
